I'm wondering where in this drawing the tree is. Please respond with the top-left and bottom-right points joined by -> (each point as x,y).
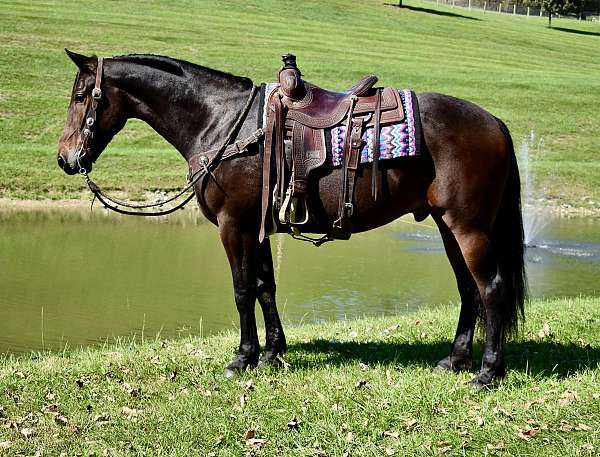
525,0 -> 583,26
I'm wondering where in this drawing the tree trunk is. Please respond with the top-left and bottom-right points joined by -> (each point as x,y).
398,0 -> 403,6
548,10 -> 552,26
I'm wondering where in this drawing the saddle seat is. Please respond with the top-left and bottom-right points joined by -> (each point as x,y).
283,80 -> 402,130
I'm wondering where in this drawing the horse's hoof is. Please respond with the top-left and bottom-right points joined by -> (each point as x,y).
469,376 -> 492,391
435,355 -> 473,373
257,354 -> 284,369
223,367 -> 239,379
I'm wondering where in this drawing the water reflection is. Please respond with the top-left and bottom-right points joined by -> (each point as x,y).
0,207 -> 598,353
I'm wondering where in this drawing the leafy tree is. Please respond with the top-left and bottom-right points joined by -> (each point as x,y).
526,0 -> 583,26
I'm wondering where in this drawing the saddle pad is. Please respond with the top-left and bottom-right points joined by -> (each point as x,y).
262,85 -> 420,167
329,90 -> 419,166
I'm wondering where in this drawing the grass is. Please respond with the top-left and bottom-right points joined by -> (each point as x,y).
0,296 -> 599,455
0,0 -> 599,206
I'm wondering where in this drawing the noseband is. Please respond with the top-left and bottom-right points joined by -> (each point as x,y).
75,57 -> 104,175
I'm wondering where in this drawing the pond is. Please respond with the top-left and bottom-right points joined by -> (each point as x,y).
1,207 -> 599,353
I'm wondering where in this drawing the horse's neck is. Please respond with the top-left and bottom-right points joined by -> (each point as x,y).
110,60 -> 255,160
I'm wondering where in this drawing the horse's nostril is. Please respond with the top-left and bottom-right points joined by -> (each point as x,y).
57,155 -> 66,169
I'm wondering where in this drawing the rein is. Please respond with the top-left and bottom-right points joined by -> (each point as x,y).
77,58 -> 261,217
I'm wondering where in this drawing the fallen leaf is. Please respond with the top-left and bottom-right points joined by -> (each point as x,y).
45,392 -> 56,401
576,423 -> 592,431
121,406 -> 141,418
244,429 -> 255,440
123,383 -> 140,397
346,432 -> 354,443
516,427 -> 540,440
215,434 -> 224,445
287,417 -> 300,431
0,441 -> 11,449
558,390 -> 579,406
94,414 -> 110,424
384,448 -> 395,455
44,403 -> 59,413
581,443 -> 595,452
359,363 -> 369,371
404,418 -> 418,430
486,441 -> 505,450
493,406 -> 513,419
475,416 -> 485,427
244,379 -> 254,391
239,394 -> 247,408
382,430 -> 400,439
592,393 -> 599,400
438,446 -> 452,454
55,415 -> 69,426
538,322 -> 553,338
246,437 -> 268,447
355,379 -> 367,389
331,403 -> 342,412
14,370 -> 26,379
20,427 -> 34,438
169,371 -> 177,382
560,420 -> 573,432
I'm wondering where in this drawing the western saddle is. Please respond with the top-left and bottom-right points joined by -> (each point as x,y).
260,54 -> 405,244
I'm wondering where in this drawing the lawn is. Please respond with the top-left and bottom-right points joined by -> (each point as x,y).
0,0 -> 599,206
0,296 -> 599,455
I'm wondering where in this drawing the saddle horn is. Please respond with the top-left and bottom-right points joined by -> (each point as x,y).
278,53 -> 306,101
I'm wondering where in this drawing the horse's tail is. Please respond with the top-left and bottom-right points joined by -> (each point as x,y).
492,118 -> 527,334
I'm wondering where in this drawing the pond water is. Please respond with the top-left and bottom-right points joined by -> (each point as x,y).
1,207 -> 599,353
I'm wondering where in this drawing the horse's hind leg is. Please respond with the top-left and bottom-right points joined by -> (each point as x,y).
219,222 -> 260,378
255,239 -> 287,367
444,219 -> 508,386
432,212 -> 478,372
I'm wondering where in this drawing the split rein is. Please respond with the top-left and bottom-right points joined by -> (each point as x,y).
76,58 -> 261,217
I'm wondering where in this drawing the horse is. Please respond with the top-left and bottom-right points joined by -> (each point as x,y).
57,50 -> 526,388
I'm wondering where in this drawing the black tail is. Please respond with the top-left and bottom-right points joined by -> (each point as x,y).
492,118 -> 527,334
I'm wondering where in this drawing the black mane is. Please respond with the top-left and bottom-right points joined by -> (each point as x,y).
112,53 -> 252,87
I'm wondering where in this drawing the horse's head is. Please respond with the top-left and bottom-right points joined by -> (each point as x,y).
57,49 -> 127,175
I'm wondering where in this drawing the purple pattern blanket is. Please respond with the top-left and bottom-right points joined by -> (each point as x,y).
263,85 -> 419,166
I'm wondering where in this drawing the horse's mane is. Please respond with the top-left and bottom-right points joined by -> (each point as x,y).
112,54 -> 250,86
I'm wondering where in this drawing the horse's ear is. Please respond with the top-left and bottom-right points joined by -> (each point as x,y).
65,48 -> 95,70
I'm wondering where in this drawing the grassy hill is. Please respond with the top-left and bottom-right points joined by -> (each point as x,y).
1,0 -> 599,206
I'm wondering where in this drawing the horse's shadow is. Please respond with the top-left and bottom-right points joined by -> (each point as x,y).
287,339 -> 599,378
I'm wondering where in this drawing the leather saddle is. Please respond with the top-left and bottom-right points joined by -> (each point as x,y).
260,54 -> 405,243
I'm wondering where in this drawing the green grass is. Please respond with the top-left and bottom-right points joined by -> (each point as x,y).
0,0 -> 599,205
1,296 -> 599,455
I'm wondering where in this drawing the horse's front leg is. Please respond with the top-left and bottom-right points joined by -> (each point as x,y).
219,222 -> 260,378
256,239 -> 287,367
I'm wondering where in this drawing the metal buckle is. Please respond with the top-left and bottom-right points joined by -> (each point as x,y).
91,88 -> 102,100
234,140 -> 246,153
344,202 -> 353,216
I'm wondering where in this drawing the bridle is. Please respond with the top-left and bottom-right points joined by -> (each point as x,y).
75,57 -> 104,176
74,57 -> 263,216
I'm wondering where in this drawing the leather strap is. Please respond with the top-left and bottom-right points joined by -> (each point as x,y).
260,94 -> 283,242
371,89 -> 382,200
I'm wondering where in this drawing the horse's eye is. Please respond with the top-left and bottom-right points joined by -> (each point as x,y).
74,93 -> 85,103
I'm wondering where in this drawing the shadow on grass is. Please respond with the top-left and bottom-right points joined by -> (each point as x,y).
553,26 -> 600,37
287,339 -> 599,378
384,2 -> 481,20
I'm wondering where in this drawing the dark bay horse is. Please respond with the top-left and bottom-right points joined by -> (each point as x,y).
57,50 -> 526,387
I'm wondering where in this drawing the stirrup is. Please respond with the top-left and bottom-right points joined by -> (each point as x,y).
278,188 -> 309,226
